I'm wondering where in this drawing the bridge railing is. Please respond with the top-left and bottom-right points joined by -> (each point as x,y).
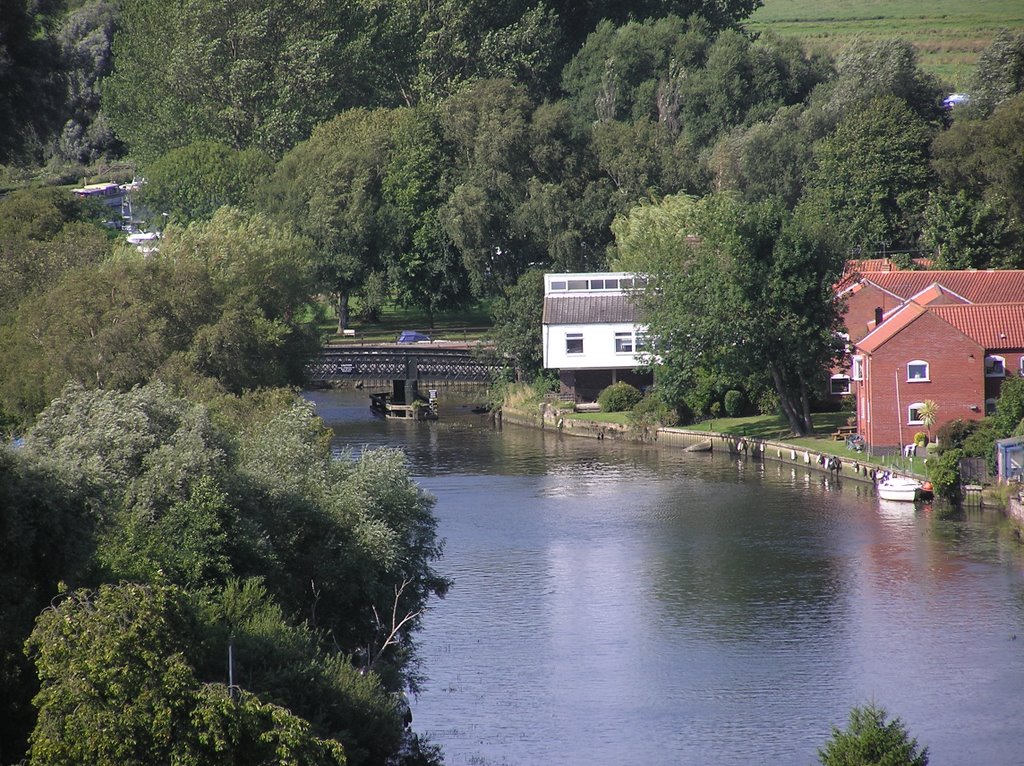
309,345 -> 503,383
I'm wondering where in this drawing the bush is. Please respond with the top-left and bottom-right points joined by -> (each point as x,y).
597,382 -> 643,412
933,418 -> 979,453
913,431 -> 927,447
628,392 -> 677,428
929,447 -> 964,503
819,703 -> 929,766
723,389 -> 745,417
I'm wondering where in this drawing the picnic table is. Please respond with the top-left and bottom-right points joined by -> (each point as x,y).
830,425 -> 857,441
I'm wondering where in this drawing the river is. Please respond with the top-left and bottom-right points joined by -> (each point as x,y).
307,387 -> 1024,766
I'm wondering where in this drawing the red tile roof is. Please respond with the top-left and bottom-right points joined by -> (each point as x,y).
864,270 -> 1024,304
856,302 -> 1024,353
928,304 -> 1024,350
908,283 -> 971,306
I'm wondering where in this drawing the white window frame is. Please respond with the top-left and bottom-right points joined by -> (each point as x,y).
565,332 -> 584,355
907,360 -> 929,382
614,332 -> 634,354
830,375 -> 851,395
851,355 -> 864,381
907,402 -> 925,425
985,355 -> 1005,378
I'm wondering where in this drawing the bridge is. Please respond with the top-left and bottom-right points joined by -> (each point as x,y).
308,344 -> 501,385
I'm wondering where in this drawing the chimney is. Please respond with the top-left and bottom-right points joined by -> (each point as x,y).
874,307 -> 884,326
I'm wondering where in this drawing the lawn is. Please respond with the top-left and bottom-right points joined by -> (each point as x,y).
746,0 -> 1024,88
317,300 -> 494,344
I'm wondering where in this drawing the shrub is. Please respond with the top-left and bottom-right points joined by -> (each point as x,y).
933,418 -> 978,453
723,389 -> 745,417
913,431 -> 927,447
929,447 -> 964,503
628,392 -> 677,428
597,382 -> 643,412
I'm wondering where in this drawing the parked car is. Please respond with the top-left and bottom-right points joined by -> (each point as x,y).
396,330 -> 431,343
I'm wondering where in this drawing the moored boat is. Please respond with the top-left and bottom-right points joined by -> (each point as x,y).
876,474 -> 922,502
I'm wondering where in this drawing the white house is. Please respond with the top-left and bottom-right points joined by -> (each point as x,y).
542,272 -> 653,400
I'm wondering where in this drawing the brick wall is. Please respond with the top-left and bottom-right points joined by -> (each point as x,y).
843,283 -> 906,343
857,312 -> 985,451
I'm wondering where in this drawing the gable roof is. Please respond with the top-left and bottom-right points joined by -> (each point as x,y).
908,282 -> 972,307
856,302 -> 929,353
856,302 -> 1024,354
543,294 -> 639,324
864,270 -> 1024,304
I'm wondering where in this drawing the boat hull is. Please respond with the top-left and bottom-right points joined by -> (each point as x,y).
877,478 -> 921,502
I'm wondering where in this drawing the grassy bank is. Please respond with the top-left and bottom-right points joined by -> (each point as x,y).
318,301 -> 493,344
747,0 -> 1024,88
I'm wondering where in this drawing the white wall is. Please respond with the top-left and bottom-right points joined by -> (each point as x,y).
543,322 -> 647,370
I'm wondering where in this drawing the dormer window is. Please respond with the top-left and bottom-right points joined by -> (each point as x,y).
907,360 -> 929,382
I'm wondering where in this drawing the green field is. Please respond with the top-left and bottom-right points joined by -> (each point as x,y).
746,0 -> 1024,88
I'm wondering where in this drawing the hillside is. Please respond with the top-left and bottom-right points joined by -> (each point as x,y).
747,0 -> 1024,87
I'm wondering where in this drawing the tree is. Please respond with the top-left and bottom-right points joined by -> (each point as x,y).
380,105 -> 473,322
264,109 -> 396,331
802,96 -> 933,252
489,269 -> 545,380
921,190 -> 1012,269
931,94 -> 1024,263
918,400 -> 937,440
51,0 -> 121,164
0,188 -> 113,316
614,192 -> 846,435
104,0 -> 409,161
818,702 -> 929,766
140,141 -> 274,222
26,581 -> 348,766
965,29 -> 1024,117
812,37 -> 943,124
0,0 -> 63,162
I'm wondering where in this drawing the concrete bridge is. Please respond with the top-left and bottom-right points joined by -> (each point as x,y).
308,344 -> 500,385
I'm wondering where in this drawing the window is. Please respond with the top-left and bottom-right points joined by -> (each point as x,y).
614,332 -> 634,353
635,332 -> 648,352
986,398 -> 997,416
549,280 -> 566,291
851,355 -> 864,381
604,278 -> 619,289
830,375 -> 851,395
907,402 -> 925,425
590,279 -> 604,289
566,333 -> 583,354
985,355 -> 1005,377
567,279 -> 588,291
907,360 -> 929,381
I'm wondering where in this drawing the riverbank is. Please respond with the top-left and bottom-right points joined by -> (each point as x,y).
499,400 -> 934,494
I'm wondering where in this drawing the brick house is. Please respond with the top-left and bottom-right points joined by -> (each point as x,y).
852,301 -> 1024,452
542,272 -> 653,401
828,268 -> 1024,403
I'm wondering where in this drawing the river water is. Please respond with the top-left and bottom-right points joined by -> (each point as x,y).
307,388 -> 1024,766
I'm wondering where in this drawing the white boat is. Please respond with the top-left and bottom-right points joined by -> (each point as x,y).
876,475 -> 922,502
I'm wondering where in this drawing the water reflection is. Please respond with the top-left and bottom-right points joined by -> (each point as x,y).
307,388 -> 1024,766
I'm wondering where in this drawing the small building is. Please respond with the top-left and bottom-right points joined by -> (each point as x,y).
852,301 -> 1024,453
995,437 -> 1024,484
542,272 -> 653,401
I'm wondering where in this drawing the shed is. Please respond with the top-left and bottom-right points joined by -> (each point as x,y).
995,437 -> 1024,484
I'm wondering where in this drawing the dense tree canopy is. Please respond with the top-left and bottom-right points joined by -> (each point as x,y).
615,193 -> 845,434
5,382 -> 448,764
